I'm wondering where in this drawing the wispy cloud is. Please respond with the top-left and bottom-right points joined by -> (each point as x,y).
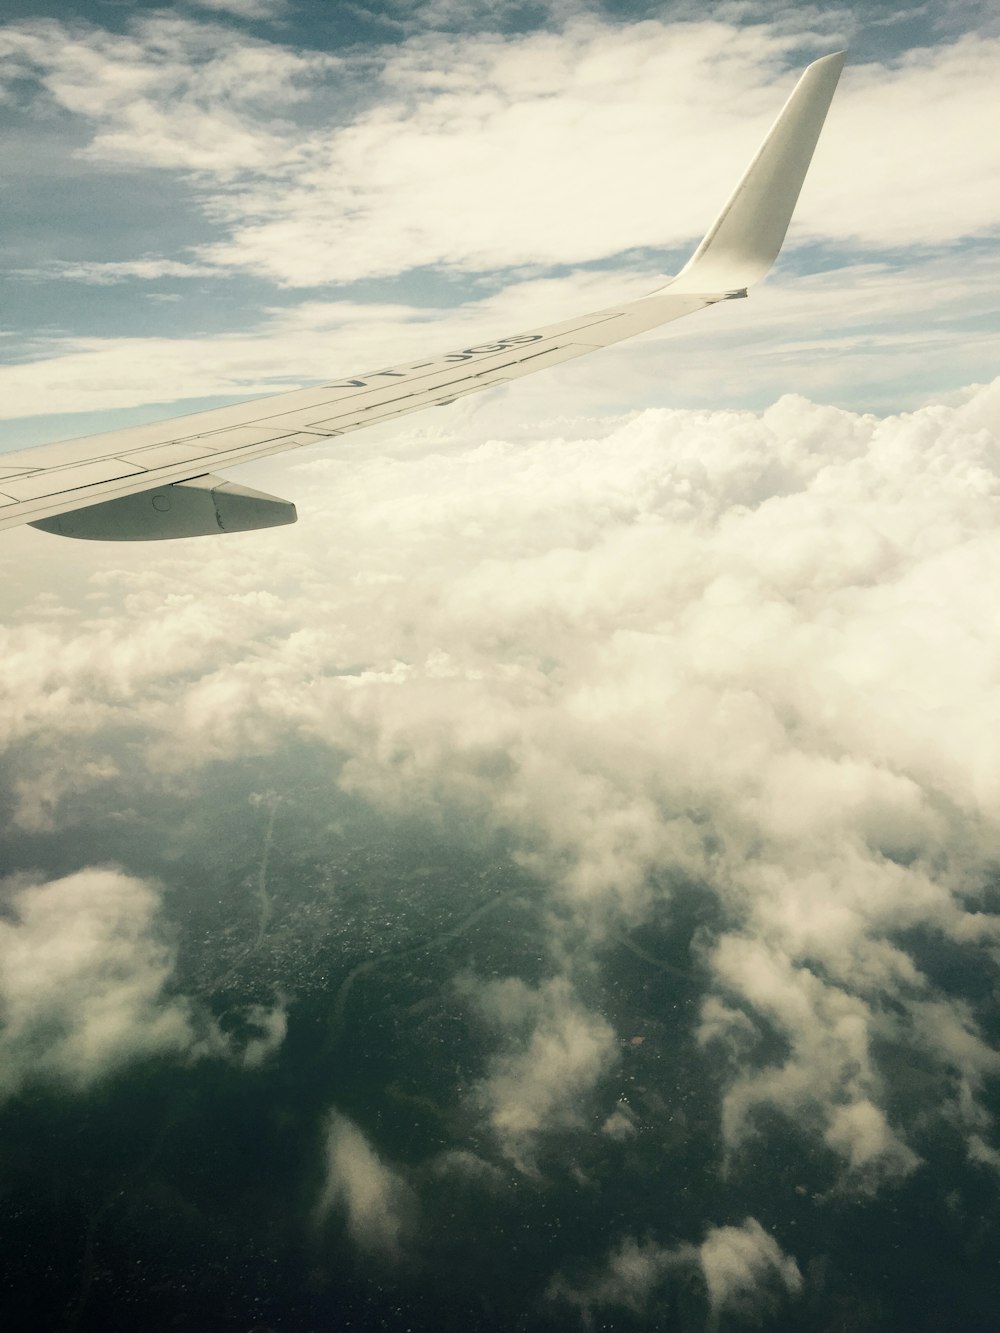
315,1109 -> 416,1258
0,14 -> 337,174
550,1218 -> 803,1324
20,258 -> 223,285
186,0 -> 288,20
4,11 -> 999,298
5,245 -> 1000,442
465,975 -> 618,1171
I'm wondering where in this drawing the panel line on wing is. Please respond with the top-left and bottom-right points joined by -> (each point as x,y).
2,459 -> 148,502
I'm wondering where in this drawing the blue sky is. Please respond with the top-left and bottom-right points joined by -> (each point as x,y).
1,0 -> 999,450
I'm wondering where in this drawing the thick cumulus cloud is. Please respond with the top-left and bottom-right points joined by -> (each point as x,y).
315,1109 -> 416,1258
0,868 -> 211,1097
3,376 -> 1000,1188
549,1217 -> 802,1323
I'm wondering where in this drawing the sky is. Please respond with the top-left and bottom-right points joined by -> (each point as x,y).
2,2 -> 1000,1331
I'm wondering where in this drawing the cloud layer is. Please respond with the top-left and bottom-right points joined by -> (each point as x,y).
3,375 -> 999,1202
7,13 -> 999,285
3,7 -> 999,437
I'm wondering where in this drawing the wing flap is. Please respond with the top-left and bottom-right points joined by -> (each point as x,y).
30,475 -> 296,541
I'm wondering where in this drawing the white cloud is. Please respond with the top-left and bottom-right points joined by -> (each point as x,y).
394,0 -> 595,30
968,1134 -> 1000,1173
0,14 -> 336,174
187,26 -> 1000,280
25,258 -> 222,285
4,12 -> 1000,300
699,1218 -> 803,1321
0,867 -> 215,1098
3,14 -> 999,435
824,1099 -> 913,1174
549,1233 -> 677,1319
550,1218 -> 802,1323
0,866 -> 287,1091
600,1102 -> 637,1141
9,10 -> 1000,1280
240,996 -> 289,1068
315,1109 -> 416,1257
187,0 -> 287,19
426,1147 -> 507,1187
811,35 -> 1000,247
701,933 -> 923,1183
465,976 -> 617,1171
3,373 -> 1000,1190
5,243 -> 1000,441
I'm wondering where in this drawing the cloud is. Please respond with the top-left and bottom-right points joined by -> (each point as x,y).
4,13 -> 1000,434
5,244 -> 1000,442
0,867 -> 215,1098
0,14 -> 337,174
392,0 -> 595,31
0,865 -> 288,1093
549,1218 -> 802,1324
187,0 -> 288,20
315,1109 -> 416,1258
699,1218 -> 803,1322
240,995 -> 289,1068
2,374 -> 1000,1196
1,276 -> 641,419
8,8 -> 1000,1309
178,26 -> 1000,281
600,1102 -> 637,1141
5,11 -> 1000,300
465,975 -> 617,1170
812,34 -> 1000,247
700,932 -> 923,1184
426,1147 -> 507,1187
968,1133 -> 1000,1174
548,1233 -> 678,1319
20,258 -> 223,285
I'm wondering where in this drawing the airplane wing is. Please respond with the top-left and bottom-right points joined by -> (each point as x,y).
0,51 -> 845,541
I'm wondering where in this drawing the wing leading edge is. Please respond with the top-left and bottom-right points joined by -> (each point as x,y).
1,51 -> 845,541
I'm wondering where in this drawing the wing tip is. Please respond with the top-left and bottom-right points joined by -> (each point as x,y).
664,49 -> 846,296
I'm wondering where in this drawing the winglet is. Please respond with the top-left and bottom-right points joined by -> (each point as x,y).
665,51 -> 845,296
